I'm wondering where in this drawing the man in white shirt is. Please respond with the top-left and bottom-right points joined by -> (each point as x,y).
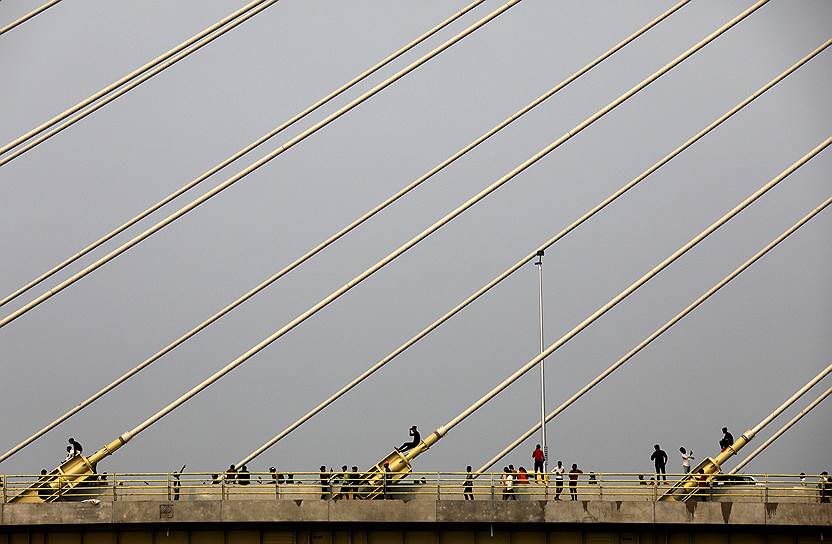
679,447 -> 694,474
505,471 -> 516,500
551,460 -> 565,500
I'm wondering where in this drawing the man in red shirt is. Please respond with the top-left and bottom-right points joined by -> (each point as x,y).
532,445 -> 545,480
568,464 -> 583,501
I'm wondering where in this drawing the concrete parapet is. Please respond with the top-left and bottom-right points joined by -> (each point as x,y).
1,499 -> 829,527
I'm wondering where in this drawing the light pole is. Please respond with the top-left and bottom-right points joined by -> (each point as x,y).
534,250 -> 547,472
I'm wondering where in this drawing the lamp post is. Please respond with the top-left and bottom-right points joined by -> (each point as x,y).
534,250 -> 548,472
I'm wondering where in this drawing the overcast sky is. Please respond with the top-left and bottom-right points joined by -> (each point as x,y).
1,0 -> 830,478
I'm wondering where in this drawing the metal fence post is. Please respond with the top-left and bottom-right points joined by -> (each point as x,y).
764,474 -> 769,503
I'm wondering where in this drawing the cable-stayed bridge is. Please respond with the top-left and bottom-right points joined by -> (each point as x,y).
0,0 -> 830,536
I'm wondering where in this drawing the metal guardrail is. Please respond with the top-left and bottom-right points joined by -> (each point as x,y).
1,471 -> 830,503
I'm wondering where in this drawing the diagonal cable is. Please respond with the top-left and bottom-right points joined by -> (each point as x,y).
235,32 -> 826,467
0,0 -> 693,463
0,0 -> 525,328
0,0 -> 285,157
0,1 -> 489,169
0,0 -> 62,36
0,0 -> 489,307
479,193 -> 832,472
730,384 -> 832,473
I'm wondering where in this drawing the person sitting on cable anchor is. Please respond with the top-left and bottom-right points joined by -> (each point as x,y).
397,425 -> 420,453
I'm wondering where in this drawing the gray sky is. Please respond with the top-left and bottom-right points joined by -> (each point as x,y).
1,0 -> 830,478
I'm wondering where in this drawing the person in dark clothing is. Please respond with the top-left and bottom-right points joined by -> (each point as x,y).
568,464 -> 583,500
68,438 -> 83,456
238,465 -> 250,486
171,465 -> 185,501
38,469 -> 50,500
350,466 -> 360,499
268,467 -> 278,486
532,445 -> 545,478
398,426 -> 421,452
650,444 -> 668,482
320,466 -> 331,500
719,427 -> 734,451
820,471 -> 830,503
382,462 -> 392,499
226,465 -> 237,484
463,465 -> 474,500
338,465 -> 350,499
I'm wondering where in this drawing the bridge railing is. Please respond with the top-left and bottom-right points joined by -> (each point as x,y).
1,472 -> 829,503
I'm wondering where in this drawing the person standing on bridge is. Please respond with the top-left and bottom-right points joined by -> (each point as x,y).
463,466 -> 474,500
650,444 -> 668,483
337,465 -> 350,499
532,445 -> 545,479
719,427 -> 734,451
551,460 -> 565,500
568,464 -> 583,501
398,425 -> 420,453
679,447 -> 694,473
350,466 -> 360,499
320,466 -> 331,500
382,462 -> 393,499
504,467 -> 516,500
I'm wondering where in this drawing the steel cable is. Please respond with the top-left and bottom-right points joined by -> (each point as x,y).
0,0 -> 285,158
239,9 -> 826,469
0,0 -> 488,307
730,384 -> 832,473
0,1 -> 489,170
230,0 -> 774,467
480,194 -> 832,472
0,0 -> 691,464
0,0 -> 62,36
0,0 -> 524,329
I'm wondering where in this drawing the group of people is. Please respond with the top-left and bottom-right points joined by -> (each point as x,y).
649,427 -> 737,482
61,438 -> 83,462
459,445 -> 590,501
49,429 -> 828,503
649,426 -> 733,481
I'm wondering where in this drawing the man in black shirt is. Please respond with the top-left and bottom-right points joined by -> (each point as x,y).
463,465 -> 474,500
68,438 -> 83,456
320,466 -> 331,500
650,444 -> 668,482
719,427 -> 734,450
398,426 -> 420,453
